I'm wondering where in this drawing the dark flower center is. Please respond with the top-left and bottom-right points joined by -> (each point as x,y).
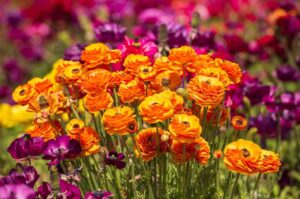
19,89 -> 26,96
73,124 -> 80,128
242,148 -> 250,158
236,119 -> 244,126
72,68 -> 80,74
161,78 -> 170,86
127,122 -> 136,131
143,68 -> 149,73
39,95 -> 49,109
182,121 -> 190,127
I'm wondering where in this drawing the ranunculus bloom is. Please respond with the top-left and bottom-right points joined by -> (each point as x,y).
187,75 -> 225,107
104,151 -> 126,169
84,92 -> 113,112
213,150 -> 223,159
159,90 -> 184,113
66,119 -> 85,135
84,191 -> 113,199
0,184 -> 36,199
54,59 -> 82,84
197,67 -> 231,88
12,83 -> 35,105
169,114 -> 202,143
275,64 -> 300,82
43,135 -> 82,165
139,93 -> 173,123
118,79 -> 147,103
7,135 -> 46,160
231,115 -> 248,130
153,57 -> 183,76
151,70 -> 182,92
138,66 -> 157,82
26,120 -> 59,142
77,127 -> 100,156
80,69 -> 112,94
258,150 -> 281,173
171,137 -> 210,164
123,54 -> 151,75
224,139 -> 261,175
110,71 -> 134,87
168,46 -> 197,73
135,127 -> 168,161
102,106 -> 136,135
81,43 -> 121,69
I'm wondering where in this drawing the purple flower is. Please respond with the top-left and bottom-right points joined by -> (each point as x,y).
224,33 -> 248,54
0,184 -> 36,199
275,65 -> 300,82
37,182 -> 52,199
64,44 -> 86,61
85,191 -> 113,199
191,31 -> 216,50
165,23 -> 189,48
104,151 -> 126,169
0,164 -> 39,187
244,84 -> 275,105
7,135 -> 46,161
2,59 -> 25,83
94,23 -> 126,46
43,135 -> 82,165
5,11 -> 22,27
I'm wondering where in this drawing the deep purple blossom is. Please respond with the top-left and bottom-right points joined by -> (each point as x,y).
244,83 -> 275,105
43,135 -> 82,165
275,65 -> 300,82
7,134 -> 46,161
0,164 -> 39,187
191,31 -> 216,51
94,23 -> 126,46
37,182 -> 52,199
0,184 -> 36,199
85,191 -> 113,199
64,44 -> 86,61
166,23 -> 189,48
104,151 -> 126,169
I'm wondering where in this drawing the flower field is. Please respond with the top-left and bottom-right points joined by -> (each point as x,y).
0,0 -> 300,199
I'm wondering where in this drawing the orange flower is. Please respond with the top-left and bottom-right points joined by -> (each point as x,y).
169,114 -> 201,143
170,140 -> 196,163
83,92 -> 113,112
135,127 -> 168,161
26,120 -> 59,141
53,59 -> 82,84
193,54 -> 214,70
224,139 -> 261,175
66,119 -> 85,136
153,56 -> 183,75
258,150 -> 281,173
168,46 -> 197,73
110,71 -> 134,87
118,79 -> 146,103
124,54 -> 151,75
194,137 -> 210,165
139,93 -> 173,123
102,106 -> 136,135
187,75 -> 225,107
81,43 -> 121,69
197,67 -> 231,88
201,107 -> 228,126
29,78 -> 53,94
159,90 -> 184,113
12,84 -> 35,105
126,120 -> 138,134
138,66 -> 156,82
231,116 -> 248,130
80,69 -> 112,94
79,127 -> 101,156
151,70 -> 182,92
210,58 -> 242,84
213,150 -> 223,159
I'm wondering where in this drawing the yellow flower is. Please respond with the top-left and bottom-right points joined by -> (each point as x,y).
66,119 -> 85,136
159,90 -> 184,113
151,70 -> 182,92
139,93 -> 173,123
197,67 -> 231,88
258,150 -> 281,173
153,56 -> 183,76
124,54 -> 151,75
187,75 -> 225,107
169,114 -> 201,143
0,103 -> 33,128
12,84 -> 35,105
138,66 -> 156,82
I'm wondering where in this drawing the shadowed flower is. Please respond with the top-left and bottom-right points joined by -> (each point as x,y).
135,127 -> 168,161
7,135 -> 46,161
169,114 -> 201,143
104,151 -> 126,169
187,75 -> 225,107
139,93 -> 173,123
85,191 -> 113,199
43,135 -> 82,165
102,106 -> 136,135
0,184 -> 36,199
224,139 -> 261,175
231,115 -> 248,130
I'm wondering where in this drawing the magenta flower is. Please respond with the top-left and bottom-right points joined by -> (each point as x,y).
0,184 -> 36,199
275,65 -> 300,82
37,182 -> 52,199
7,135 -> 46,161
43,135 -> 82,165
85,191 -> 113,199
104,151 -> 126,169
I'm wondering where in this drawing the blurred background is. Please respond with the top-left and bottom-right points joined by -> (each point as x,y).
1,0 -> 300,197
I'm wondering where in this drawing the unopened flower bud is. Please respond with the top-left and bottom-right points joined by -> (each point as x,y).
213,150 -> 223,159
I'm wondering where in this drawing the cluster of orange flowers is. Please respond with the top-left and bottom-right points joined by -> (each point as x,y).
12,42 -> 280,171
224,139 -> 281,175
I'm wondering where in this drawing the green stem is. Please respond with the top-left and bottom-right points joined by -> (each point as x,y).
252,173 -> 262,198
230,173 -> 240,199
